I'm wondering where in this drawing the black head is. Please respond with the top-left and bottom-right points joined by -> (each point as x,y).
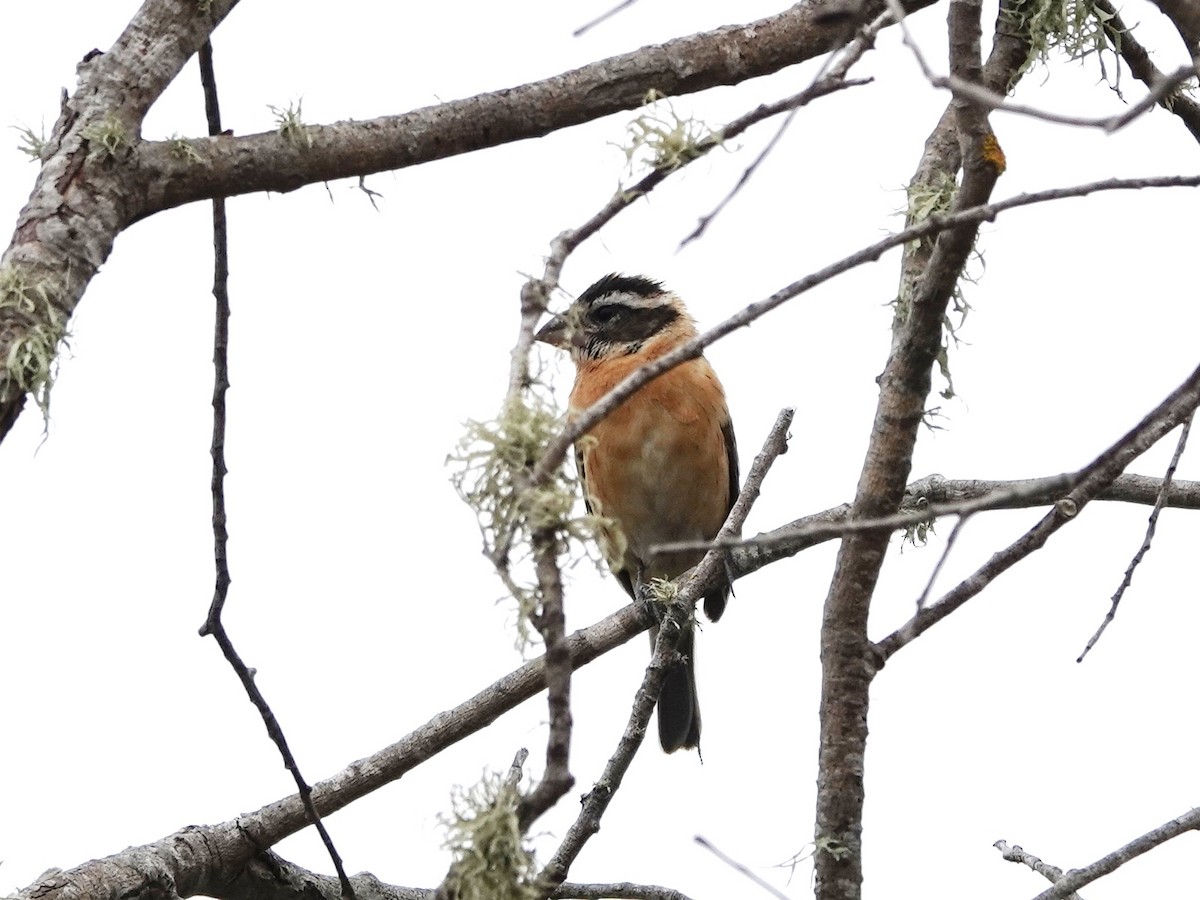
537,273 -> 686,360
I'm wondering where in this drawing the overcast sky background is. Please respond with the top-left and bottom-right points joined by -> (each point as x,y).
2,2 -> 1198,899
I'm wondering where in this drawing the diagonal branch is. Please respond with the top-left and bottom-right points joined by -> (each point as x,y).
134,1 -> 918,215
1077,413 -> 1193,661
1024,806 -> 1200,900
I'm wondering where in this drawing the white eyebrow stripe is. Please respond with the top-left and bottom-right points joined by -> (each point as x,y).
591,290 -> 671,310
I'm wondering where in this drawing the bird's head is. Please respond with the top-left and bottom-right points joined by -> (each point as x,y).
535,273 -> 695,362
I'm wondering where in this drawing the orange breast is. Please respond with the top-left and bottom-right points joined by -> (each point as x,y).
570,352 -> 731,584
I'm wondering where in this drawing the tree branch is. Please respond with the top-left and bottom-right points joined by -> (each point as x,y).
0,0 -> 238,441
812,0 -> 1009,888
1023,806 -> 1200,900
133,1 -> 913,215
876,363 -> 1200,661
994,841 -> 1086,900
1077,412 -> 1193,661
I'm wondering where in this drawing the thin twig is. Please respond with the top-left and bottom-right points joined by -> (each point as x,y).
914,516 -> 968,609
885,0 -> 1197,132
679,12 -> 891,247
655,472 -> 1077,556
572,0 -> 640,37
725,473 -> 1200,583
1077,413 -> 1193,661
994,841 -> 1086,900
694,836 -> 791,900
194,42 -> 355,900
877,361 -> 1200,662
516,528 -> 576,831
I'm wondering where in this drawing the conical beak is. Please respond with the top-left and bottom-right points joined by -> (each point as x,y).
535,314 -> 569,348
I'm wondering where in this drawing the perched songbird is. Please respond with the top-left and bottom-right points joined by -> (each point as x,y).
535,274 -> 739,753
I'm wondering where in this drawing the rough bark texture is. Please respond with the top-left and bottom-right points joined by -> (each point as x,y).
811,0 -> 1014,894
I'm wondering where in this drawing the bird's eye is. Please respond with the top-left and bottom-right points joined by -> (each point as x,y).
591,305 -> 622,324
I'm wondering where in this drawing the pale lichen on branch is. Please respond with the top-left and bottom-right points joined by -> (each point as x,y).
441,771 -> 540,900
0,265 -> 69,423
448,380 -> 609,647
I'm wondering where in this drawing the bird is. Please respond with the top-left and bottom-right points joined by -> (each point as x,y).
535,273 -> 739,753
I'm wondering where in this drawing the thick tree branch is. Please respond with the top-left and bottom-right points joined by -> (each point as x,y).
133,1 -> 914,215
812,0 -> 1008,890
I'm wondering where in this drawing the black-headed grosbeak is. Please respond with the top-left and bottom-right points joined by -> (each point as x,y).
536,274 -> 739,753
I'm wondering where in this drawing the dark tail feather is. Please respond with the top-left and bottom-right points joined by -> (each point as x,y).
654,624 -> 701,753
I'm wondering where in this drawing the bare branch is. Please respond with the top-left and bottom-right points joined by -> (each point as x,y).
1145,0 -> 1200,58
134,3 -> 910,214
516,528 -> 576,831
694,836 -> 791,900
1093,0 -> 1200,145
552,883 -> 694,900
572,0 -> 640,37
1023,807 -> 1200,900
219,852 -> 427,900
877,361 -> 1200,662
1077,413 -> 1193,661
888,0 -> 1198,133
679,11 -> 892,247
193,43 -> 354,900
993,842 -> 1085,900
722,471 -> 1200,582
537,599 -> 687,892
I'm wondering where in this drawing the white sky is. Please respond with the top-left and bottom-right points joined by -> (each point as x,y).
2,2 -> 1198,899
